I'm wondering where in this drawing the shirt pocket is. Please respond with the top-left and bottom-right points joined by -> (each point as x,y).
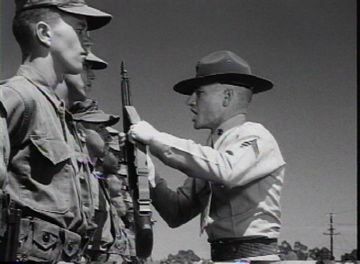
23,134 -> 77,214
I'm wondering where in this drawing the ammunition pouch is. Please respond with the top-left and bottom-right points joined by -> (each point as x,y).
17,217 -> 83,263
107,228 -> 130,257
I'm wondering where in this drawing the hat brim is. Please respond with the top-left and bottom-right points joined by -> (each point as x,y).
173,73 -> 273,95
86,52 -> 108,70
73,111 -> 120,126
57,5 -> 112,30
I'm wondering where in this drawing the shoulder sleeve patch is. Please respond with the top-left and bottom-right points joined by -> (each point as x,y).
240,139 -> 259,157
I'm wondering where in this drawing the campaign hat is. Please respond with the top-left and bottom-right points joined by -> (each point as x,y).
174,50 -> 273,95
70,99 -> 119,126
15,0 -> 112,30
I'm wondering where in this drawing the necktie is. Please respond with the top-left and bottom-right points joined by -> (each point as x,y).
200,134 -> 215,234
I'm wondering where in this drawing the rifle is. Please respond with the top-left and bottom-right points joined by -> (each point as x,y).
0,193 -> 21,261
120,62 -> 153,259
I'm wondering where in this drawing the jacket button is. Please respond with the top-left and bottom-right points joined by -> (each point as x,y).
68,243 -> 73,251
42,233 -> 50,243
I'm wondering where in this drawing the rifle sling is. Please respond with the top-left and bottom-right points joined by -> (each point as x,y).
135,147 -> 151,215
124,106 -> 152,215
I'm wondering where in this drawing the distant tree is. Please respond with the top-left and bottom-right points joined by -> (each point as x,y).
160,249 -> 201,264
318,247 -> 332,260
293,241 -> 308,260
278,240 -> 298,260
341,249 -> 357,262
308,247 -> 321,260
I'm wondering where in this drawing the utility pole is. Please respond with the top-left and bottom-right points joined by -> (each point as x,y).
323,213 -> 340,260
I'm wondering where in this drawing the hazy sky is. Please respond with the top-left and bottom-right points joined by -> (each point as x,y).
0,0 -> 356,260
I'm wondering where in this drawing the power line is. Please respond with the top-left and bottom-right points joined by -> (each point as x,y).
323,213 -> 340,260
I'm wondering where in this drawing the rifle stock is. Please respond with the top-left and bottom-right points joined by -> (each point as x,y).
121,62 -> 153,259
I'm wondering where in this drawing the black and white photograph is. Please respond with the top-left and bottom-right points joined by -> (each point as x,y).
0,0 -> 356,263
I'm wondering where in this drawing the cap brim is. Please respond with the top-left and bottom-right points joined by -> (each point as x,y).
73,111 -> 120,126
106,126 -> 120,134
109,145 -> 121,152
173,73 -> 273,95
57,5 -> 112,30
86,52 -> 108,70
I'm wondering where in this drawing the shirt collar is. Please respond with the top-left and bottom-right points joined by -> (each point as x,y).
16,65 -> 63,109
17,65 -> 53,89
211,114 -> 247,143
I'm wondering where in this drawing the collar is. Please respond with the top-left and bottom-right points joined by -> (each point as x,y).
211,114 -> 247,144
16,65 -> 64,110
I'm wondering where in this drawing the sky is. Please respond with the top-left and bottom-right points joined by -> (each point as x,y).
0,0 -> 357,260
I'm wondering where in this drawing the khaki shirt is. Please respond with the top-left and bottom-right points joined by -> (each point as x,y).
0,65 -> 89,234
151,115 -> 285,241
0,89 -> 10,188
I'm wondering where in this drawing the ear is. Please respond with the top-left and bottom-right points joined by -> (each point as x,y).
223,88 -> 233,107
35,21 -> 52,47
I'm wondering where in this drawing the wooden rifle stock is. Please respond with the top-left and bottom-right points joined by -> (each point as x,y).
120,62 -> 153,259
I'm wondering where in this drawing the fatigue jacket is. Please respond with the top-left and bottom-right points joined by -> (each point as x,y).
0,89 -> 10,188
0,65 -> 89,234
150,114 -> 285,241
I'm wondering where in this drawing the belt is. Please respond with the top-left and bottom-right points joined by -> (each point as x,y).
210,237 -> 278,261
85,250 -> 126,263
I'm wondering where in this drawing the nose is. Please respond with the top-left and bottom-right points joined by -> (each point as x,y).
187,93 -> 196,106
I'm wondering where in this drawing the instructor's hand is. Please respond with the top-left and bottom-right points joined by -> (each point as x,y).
128,121 -> 160,145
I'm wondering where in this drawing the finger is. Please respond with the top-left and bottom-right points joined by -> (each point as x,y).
128,134 -> 136,144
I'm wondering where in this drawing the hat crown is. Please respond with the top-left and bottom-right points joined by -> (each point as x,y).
15,0 -> 112,31
196,50 -> 251,77
173,50 -> 273,95
16,0 -> 84,12
70,99 -> 98,114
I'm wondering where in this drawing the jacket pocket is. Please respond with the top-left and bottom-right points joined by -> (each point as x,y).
22,135 -> 77,214
18,219 -> 61,262
62,229 -> 81,260
30,134 -> 72,165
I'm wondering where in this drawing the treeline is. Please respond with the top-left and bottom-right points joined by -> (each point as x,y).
279,240 -> 357,261
155,241 -> 357,264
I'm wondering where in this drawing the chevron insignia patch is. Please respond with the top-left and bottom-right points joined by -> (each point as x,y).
240,139 -> 259,157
